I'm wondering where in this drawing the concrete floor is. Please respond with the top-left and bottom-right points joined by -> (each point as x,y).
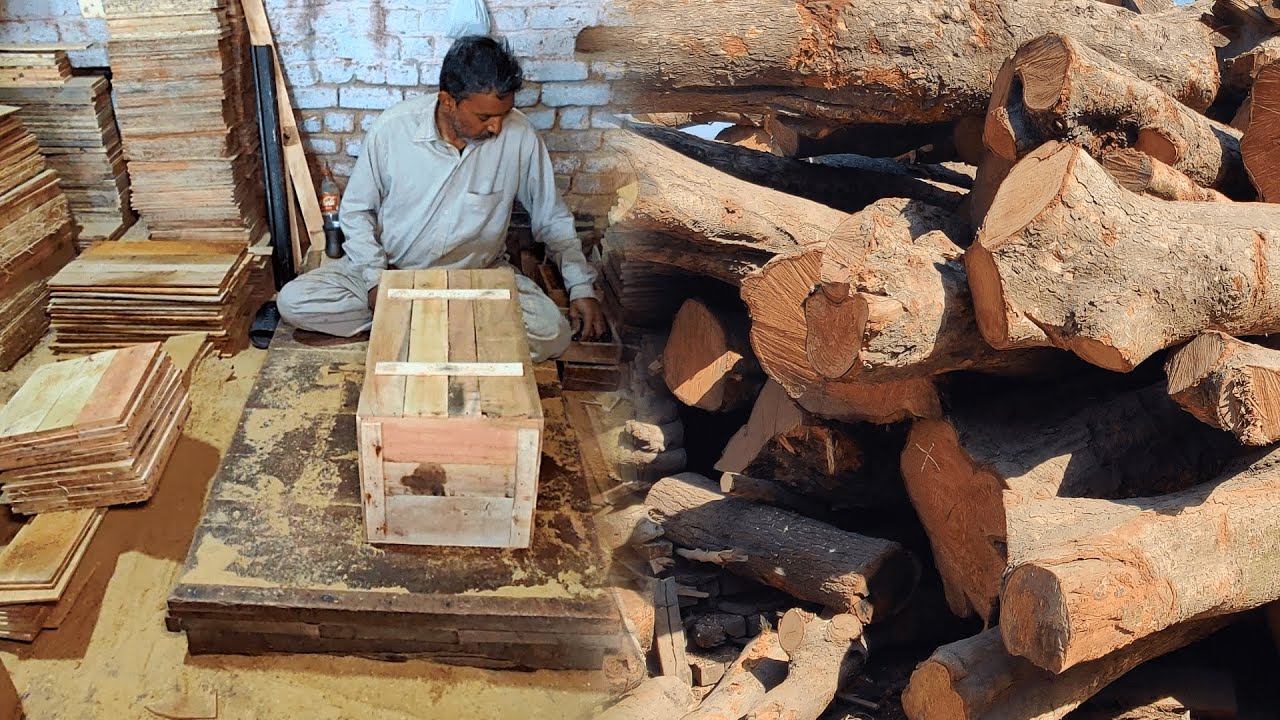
0,335 -> 608,719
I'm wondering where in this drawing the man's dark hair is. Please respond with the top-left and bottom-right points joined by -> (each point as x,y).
439,36 -> 523,101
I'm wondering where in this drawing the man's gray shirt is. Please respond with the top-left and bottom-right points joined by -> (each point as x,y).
338,94 -> 598,301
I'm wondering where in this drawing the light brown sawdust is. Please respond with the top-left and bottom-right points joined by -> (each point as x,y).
0,336 -> 607,719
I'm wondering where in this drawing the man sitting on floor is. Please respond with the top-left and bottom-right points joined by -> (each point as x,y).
277,35 -> 605,361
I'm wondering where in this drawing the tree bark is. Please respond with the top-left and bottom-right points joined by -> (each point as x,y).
901,382 -> 1242,622
1100,149 -> 1231,202
682,627 -> 789,720
625,419 -> 684,453
720,472 -> 833,520
1166,331 -> 1280,445
576,0 -> 1219,124
900,618 -> 1233,720
966,141 -> 1280,372
746,610 -> 866,720
645,472 -> 919,621
1000,446 -> 1280,672
1243,61 -> 1280,201
597,676 -> 695,720
663,298 -> 764,412
984,33 -> 1249,198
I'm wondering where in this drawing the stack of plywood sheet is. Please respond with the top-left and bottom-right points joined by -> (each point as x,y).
47,240 -> 256,356
0,343 -> 189,514
0,45 -> 135,247
0,46 -> 72,85
104,0 -> 264,242
0,104 -> 77,371
0,509 -> 102,641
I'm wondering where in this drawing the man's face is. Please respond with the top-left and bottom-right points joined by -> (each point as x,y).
441,91 -> 516,143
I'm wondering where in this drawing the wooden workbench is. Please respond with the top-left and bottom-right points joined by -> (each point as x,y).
166,326 -> 621,670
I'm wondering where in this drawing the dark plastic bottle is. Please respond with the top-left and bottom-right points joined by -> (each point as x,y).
320,164 -> 345,258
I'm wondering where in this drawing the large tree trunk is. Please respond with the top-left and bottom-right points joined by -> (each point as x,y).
901,382 -> 1241,622
900,618 -> 1234,720
1099,149 -> 1231,202
663,298 -> 764,412
741,245 -> 942,423
1166,330 -> 1280,445
984,33 -> 1249,197
627,123 -> 966,212
645,472 -> 919,622
966,141 -> 1280,372
999,446 -> 1280,673
576,0 -> 1219,125
1243,61 -> 1280,201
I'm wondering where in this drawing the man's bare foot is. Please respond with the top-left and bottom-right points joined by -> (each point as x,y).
291,328 -> 371,347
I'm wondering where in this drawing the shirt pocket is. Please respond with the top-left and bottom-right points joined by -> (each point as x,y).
447,191 -> 505,251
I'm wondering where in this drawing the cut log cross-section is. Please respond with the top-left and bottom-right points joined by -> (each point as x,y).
1166,331 -> 1280,445
985,33 -> 1249,197
967,141 -> 1280,372
1100,149 -> 1231,203
999,446 -> 1280,673
1243,60 -> 1280,201
663,298 -> 764,412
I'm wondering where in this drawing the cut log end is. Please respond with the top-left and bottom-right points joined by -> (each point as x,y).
900,662 -> 967,720
1000,562 -> 1077,675
1166,332 -> 1280,444
803,289 -> 861,379
1244,62 -> 1280,202
1165,331 -> 1228,397
1014,33 -> 1074,112
1134,128 -> 1181,167
664,298 -> 761,412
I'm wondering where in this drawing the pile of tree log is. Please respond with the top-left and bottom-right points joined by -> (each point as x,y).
580,0 -> 1280,717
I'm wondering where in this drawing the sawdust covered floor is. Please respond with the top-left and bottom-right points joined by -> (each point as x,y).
0,333 -> 608,719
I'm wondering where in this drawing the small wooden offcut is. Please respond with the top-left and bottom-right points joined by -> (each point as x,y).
357,268 -> 544,548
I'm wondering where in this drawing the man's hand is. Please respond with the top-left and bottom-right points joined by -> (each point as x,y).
367,286 -> 378,311
569,297 -> 606,341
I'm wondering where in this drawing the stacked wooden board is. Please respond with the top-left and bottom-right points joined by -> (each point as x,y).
104,0 -> 264,242
0,104 -> 77,371
0,509 -> 103,641
47,240 -> 257,356
0,45 -> 135,247
0,45 -> 72,85
0,343 -> 189,514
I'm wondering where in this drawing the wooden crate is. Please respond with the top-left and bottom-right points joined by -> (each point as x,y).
356,268 -> 544,548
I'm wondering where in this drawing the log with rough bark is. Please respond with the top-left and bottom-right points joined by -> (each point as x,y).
645,473 -> 919,621
720,472 -> 833,520
597,676 -> 695,720
597,505 -> 664,552
576,0 -> 1219,125
1243,61 -> 1280,201
900,617 -> 1233,720
746,609 -> 866,720
1000,446 -> 1280,672
682,627 -> 789,720
966,141 -> 1280,372
627,124 -> 966,213
663,298 -> 764,412
1166,331 -> 1280,445
901,382 -> 1241,622
1100,149 -> 1231,202
625,419 -> 684,453
741,247 -> 941,423
984,33 -> 1250,198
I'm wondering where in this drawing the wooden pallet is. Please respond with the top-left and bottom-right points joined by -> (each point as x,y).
358,269 -> 544,548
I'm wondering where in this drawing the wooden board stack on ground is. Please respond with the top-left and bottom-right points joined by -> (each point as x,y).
0,104 -> 77,372
0,343 -> 189,515
358,268 -> 545,548
103,0 -> 264,242
0,509 -> 103,642
46,240 -> 258,356
0,45 -> 135,247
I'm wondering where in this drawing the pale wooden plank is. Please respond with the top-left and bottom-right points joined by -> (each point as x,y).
374,362 -> 525,377
382,495 -> 516,548
387,288 -> 511,301
508,426 -> 542,548
447,270 -> 480,417
0,352 -> 109,437
378,418 -> 517,465
474,269 -> 531,419
0,509 -> 97,587
0,509 -> 104,605
359,421 -> 387,542
16,351 -> 115,435
402,270 -> 448,418
384,461 -> 514,498
358,270 -> 416,419
73,342 -> 161,426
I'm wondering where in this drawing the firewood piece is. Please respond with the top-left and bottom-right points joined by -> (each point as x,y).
1220,28 -> 1280,103
597,676 -> 695,720
627,123 -> 966,213
625,419 -> 684,453
967,141 -> 1280,372
1100,149 -> 1231,202
986,33 -> 1249,197
717,121 -> 798,157
716,380 -> 805,474
655,576 -> 695,685
682,627 -> 789,720
646,473 -> 919,621
597,505 -> 664,552
812,199 -> 1057,382
614,585 -> 656,653
720,472 -> 831,520
663,299 -> 764,412
746,609 -> 866,720
615,447 -> 688,479
1166,331 -> 1280,445
577,0 -> 1220,123
1000,446 -> 1280,672
677,547 -> 749,566
1244,62 -> 1280,201
901,618 -> 1233,720
902,382 -> 1241,621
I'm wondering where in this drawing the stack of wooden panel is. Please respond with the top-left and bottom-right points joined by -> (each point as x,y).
0,343 -> 189,515
47,240 -> 256,356
0,46 -> 72,85
0,104 -> 77,371
104,0 -> 264,242
0,46 -> 135,247
0,508 -> 103,641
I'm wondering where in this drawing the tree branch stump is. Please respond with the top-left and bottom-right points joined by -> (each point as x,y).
1166,331 -> 1280,445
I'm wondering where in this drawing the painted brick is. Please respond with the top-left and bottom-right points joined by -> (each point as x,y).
590,61 -> 627,81
543,129 -> 602,153
266,7 -> 314,42
554,174 -> 571,194
566,193 -> 616,219
294,86 -> 338,110
416,8 -> 450,34
355,62 -> 387,85
315,58 -> 356,84
339,85 -> 403,110
404,88 -> 433,100
419,62 -> 442,86
541,82 -> 610,108
572,172 -> 621,196
346,139 -> 364,157
557,107 -> 590,130
305,136 -> 340,155
489,7 -> 527,31
550,153 -> 582,175
276,41 -> 316,67
384,8 -> 422,35
386,59 -> 419,86
283,61 -> 319,87
514,85 -> 541,108
329,159 -> 356,178
523,108 -> 556,130
400,36 -> 435,62
301,115 -> 323,134
503,30 -> 576,58
590,110 -> 621,129
324,111 -> 355,133
526,5 -> 598,29
314,5 -> 374,39
582,153 -> 627,174
522,59 -> 588,83
360,114 -> 378,132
